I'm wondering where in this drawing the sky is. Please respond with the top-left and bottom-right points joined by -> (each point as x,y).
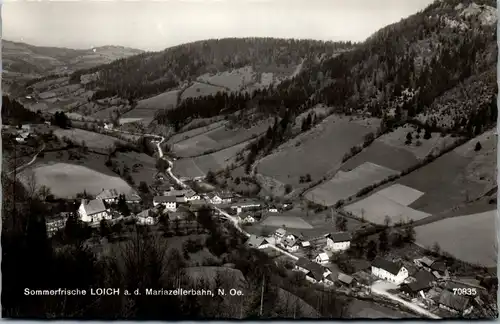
2,0 -> 435,51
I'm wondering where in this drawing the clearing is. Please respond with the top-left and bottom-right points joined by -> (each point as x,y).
415,210 -> 497,267
256,115 -> 380,190
344,184 -> 431,225
53,128 -> 124,150
18,162 -> 134,198
180,82 -> 226,101
305,162 -> 399,206
197,66 -> 255,91
167,120 -> 227,145
172,119 -> 271,158
110,151 -> 157,185
121,89 -> 179,124
172,140 -> 249,179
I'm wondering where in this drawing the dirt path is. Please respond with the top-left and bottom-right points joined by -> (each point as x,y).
8,143 -> 46,176
370,281 -> 440,319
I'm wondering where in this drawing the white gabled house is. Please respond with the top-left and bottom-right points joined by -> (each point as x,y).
315,252 -> 331,265
208,193 -> 223,205
325,232 -> 352,252
274,227 -> 287,243
153,196 -> 177,211
78,199 -> 110,224
371,257 -> 409,285
281,236 -> 299,252
295,257 -> 331,284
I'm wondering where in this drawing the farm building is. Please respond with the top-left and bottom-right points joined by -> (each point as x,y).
281,237 -> 299,252
315,252 -> 331,265
153,196 -> 177,211
371,257 -> 409,285
245,235 -> 272,249
337,273 -> 355,286
45,213 -> 70,237
414,256 -> 435,271
430,261 -> 447,274
268,207 -> 279,213
301,241 -> 311,248
325,232 -> 352,252
104,123 -> 114,130
438,290 -> 473,315
136,209 -> 157,225
125,192 -> 142,204
78,198 -> 110,224
295,257 -> 331,284
96,188 -> 120,203
238,215 -> 256,224
219,192 -> 234,204
400,271 -> 436,298
230,200 -> 262,214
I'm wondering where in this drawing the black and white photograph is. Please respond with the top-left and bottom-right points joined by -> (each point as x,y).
1,0 -> 498,319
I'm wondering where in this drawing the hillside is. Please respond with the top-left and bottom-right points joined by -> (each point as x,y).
2,40 -> 143,95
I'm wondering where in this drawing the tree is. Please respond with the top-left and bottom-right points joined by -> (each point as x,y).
117,194 -> 130,216
378,229 -> 388,252
423,128 -> 432,140
284,184 -> 292,194
383,215 -> 391,227
305,174 -> 312,182
100,219 -> 112,238
474,141 -> 482,151
431,242 -> 441,254
206,170 -> 216,184
403,221 -> 416,243
139,181 -> 150,194
405,132 -> 412,145
156,158 -> 169,173
366,240 -> 377,260
335,216 -> 347,232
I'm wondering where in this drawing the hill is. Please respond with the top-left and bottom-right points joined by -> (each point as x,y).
2,40 -> 143,95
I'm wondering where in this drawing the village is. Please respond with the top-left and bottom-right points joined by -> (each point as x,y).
4,120 -> 497,319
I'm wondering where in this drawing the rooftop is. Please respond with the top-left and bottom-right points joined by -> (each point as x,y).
154,196 -> 177,203
82,199 -> 107,216
372,257 -> 403,276
327,231 -> 352,242
96,188 -> 120,200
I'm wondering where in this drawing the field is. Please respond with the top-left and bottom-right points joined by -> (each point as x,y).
305,162 -> 399,206
111,151 -> 157,185
260,215 -> 314,229
172,141 -> 249,178
53,128 -> 124,150
181,82 -> 226,101
344,184 -> 431,225
172,119 -> 271,157
256,115 -> 380,189
348,299 -> 417,319
415,210 -> 497,267
18,162 -> 134,198
197,66 -> 255,91
167,120 -> 227,145
121,89 -> 179,124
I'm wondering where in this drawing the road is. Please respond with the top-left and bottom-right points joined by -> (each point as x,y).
7,143 -> 46,176
370,281 -> 441,319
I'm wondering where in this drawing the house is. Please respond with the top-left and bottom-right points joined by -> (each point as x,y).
301,241 -> 311,248
78,199 -> 110,224
274,227 -> 287,242
371,257 -> 409,285
230,200 -> 262,214
96,188 -> 120,203
400,271 -> 436,298
325,232 -> 352,252
21,124 -> 31,132
315,252 -> 331,265
239,215 -> 256,224
246,235 -> 272,249
104,123 -> 114,130
438,290 -> 473,315
219,192 -> 234,204
136,209 -> 156,225
153,196 -> 177,211
46,213 -> 70,237
125,192 -> 142,204
295,257 -> 330,284
281,237 -> 299,252
208,193 -> 223,204
185,190 -> 200,201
